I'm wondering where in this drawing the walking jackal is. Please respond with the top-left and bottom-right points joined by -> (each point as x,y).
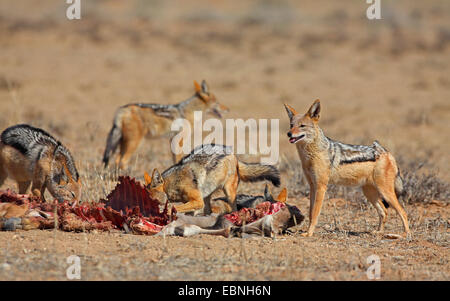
102,80 -> 228,169
145,144 -> 281,214
284,100 -> 410,237
0,124 -> 81,203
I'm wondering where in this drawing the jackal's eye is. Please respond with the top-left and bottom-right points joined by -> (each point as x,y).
300,124 -> 306,128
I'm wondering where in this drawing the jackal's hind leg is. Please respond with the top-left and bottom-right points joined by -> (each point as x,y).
373,155 -> 410,236
377,189 -> 410,236
118,117 -> 144,170
118,135 -> 142,170
362,185 -> 387,233
223,173 -> 239,212
375,181 -> 410,236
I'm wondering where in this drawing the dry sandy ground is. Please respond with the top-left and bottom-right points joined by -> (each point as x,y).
0,199 -> 448,281
0,0 -> 449,280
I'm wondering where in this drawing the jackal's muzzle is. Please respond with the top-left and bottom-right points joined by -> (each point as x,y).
287,131 -> 305,144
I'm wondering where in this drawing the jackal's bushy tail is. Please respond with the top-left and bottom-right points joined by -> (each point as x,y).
237,161 -> 280,187
102,114 -> 122,167
394,172 -> 404,199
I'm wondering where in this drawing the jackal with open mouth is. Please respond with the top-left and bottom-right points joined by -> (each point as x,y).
284,100 -> 410,237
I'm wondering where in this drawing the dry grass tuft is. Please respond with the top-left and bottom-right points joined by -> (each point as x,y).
398,158 -> 450,205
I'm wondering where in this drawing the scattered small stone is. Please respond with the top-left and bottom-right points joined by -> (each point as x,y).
0,263 -> 11,271
384,233 -> 402,240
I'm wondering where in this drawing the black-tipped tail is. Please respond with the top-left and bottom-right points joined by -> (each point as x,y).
237,161 -> 280,187
103,124 -> 122,167
394,172 -> 404,199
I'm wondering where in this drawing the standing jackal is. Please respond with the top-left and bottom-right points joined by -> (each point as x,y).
0,124 -> 81,203
102,80 -> 228,169
284,100 -> 410,237
145,144 -> 280,214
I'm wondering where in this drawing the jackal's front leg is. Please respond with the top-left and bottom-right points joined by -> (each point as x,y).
31,167 -> 47,202
31,182 -> 46,202
173,190 -> 204,214
302,184 -> 327,237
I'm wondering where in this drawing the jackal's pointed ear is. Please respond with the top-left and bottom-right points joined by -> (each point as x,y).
150,168 -> 164,188
194,80 -> 210,103
307,99 -> 321,121
144,172 -> 152,187
194,80 -> 202,93
276,187 -> 287,203
284,104 -> 298,120
201,80 -> 209,94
